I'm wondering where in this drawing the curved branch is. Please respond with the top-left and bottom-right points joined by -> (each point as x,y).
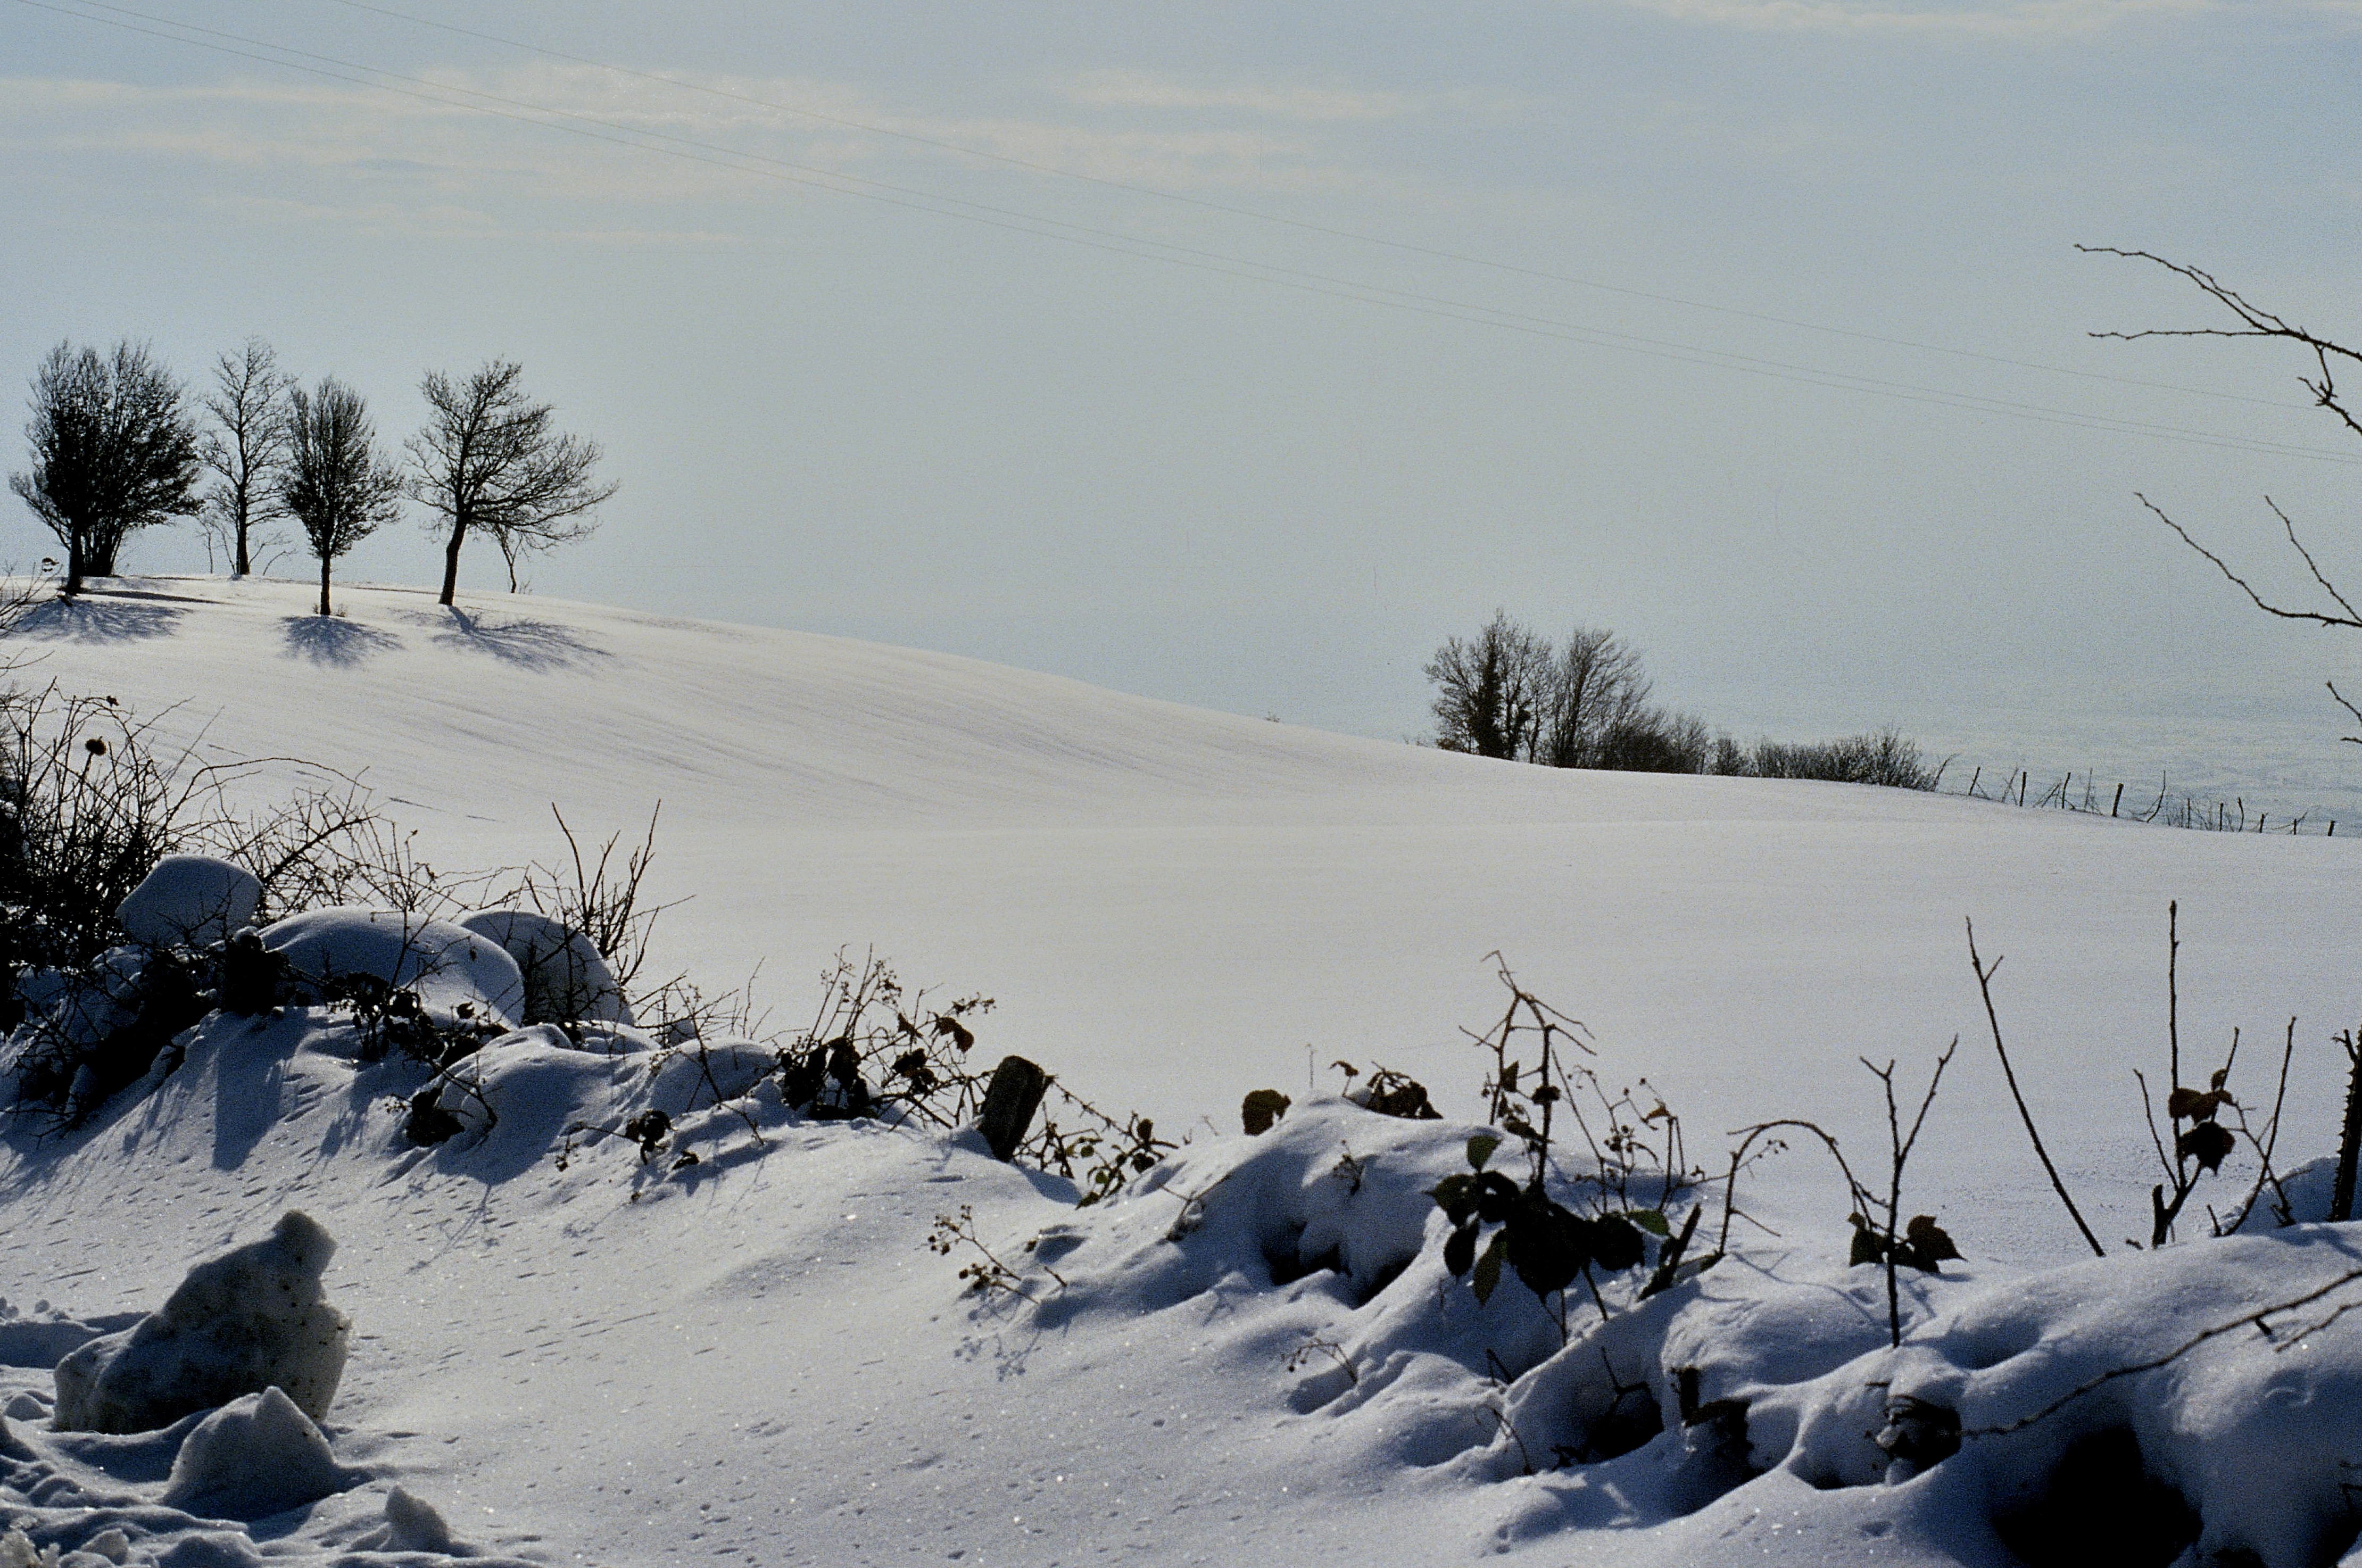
2137,493 -> 2362,629
1967,919 -> 2106,1257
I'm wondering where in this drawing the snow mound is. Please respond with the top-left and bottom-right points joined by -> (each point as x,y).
115,858 -> 261,950
53,1213 -> 350,1434
957,1100 -> 2362,1568
455,909 -> 631,1025
364,1488 -> 465,1554
258,908 -> 524,1028
158,1387 -> 349,1519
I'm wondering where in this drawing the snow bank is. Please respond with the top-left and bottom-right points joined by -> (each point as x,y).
115,858 -> 261,950
53,1213 -> 350,1434
456,909 -> 631,1025
958,1099 -> 2362,1568
158,1387 -> 349,1519
258,908 -> 524,1028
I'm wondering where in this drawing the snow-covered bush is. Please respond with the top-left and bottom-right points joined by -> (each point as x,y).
258,906 -> 524,1031
115,855 -> 260,949
458,907 -> 631,1025
53,1211 -> 350,1434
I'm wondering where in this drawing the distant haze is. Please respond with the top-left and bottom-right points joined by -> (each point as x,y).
7,0 -> 2362,817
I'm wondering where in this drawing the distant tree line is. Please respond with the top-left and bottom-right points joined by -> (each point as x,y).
1425,611 -> 1941,789
6,337 -> 615,613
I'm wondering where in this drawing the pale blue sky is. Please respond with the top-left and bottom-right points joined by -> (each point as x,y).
6,0 -> 2362,809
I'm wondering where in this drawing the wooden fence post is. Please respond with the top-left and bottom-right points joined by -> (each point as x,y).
979,1055 -> 1050,1163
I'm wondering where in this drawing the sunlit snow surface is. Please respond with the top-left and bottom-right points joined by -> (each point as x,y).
0,577 -> 2358,1566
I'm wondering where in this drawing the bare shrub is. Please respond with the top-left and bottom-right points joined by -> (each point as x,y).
1743,728 -> 1943,789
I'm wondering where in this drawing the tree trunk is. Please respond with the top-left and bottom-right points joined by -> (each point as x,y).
234,504 -> 251,578
63,536 -> 83,598
438,518 -> 466,606
319,555 -> 333,618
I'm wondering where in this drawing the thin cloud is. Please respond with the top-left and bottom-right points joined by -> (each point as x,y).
1063,70 -> 1422,122
1597,0 -> 2214,39
0,64 -> 1378,203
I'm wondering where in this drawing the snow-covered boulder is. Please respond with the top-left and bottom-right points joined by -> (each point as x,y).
457,908 -> 632,1025
158,1386 -> 350,1519
52,1212 -> 351,1434
115,856 -> 262,949
258,906 -> 525,1028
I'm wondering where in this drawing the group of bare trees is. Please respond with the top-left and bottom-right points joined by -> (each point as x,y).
7,337 -> 614,615
1426,613 -> 1712,771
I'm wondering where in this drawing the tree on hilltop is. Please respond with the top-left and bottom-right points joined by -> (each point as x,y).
198,337 -> 294,578
404,361 -> 616,604
9,340 -> 202,595
280,378 -> 402,617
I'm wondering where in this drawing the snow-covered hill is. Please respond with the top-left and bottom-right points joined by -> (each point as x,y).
1,576 -> 2357,1567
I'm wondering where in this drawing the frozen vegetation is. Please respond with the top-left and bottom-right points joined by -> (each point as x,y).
0,577 -> 2355,1566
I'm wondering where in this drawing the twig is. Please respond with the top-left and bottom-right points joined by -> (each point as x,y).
1966,919 -> 2105,1257
1965,1266 -> 2362,1438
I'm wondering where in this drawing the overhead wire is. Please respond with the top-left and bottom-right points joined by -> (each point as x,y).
15,0 -> 2357,465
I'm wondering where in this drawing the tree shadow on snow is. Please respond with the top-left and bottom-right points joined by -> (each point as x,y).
280,616 -> 401,667
428,606 -> 608,670
13,596 -> 184,643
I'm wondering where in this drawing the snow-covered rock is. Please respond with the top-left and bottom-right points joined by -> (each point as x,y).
158,1387 -> 350,1519
115,857 -> 262,950
457,908 -> 632,1025
52,1212 -> 350,1434
258,907 -> 525,1028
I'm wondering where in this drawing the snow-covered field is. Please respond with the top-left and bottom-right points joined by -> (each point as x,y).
1,576 -> 2358,1567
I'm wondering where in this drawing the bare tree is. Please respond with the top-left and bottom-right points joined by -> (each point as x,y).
405,361 -> 616,605
8,341 -> 202,595
280,378 -> 402,617
1537,626 -> 1654,767
2083,247 -> 2362,734
198,337 -> 293,578
1427,611 -> 1554,759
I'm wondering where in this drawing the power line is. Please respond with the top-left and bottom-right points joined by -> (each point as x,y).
320,0 -> 2299,414
17,0 -> 2359,464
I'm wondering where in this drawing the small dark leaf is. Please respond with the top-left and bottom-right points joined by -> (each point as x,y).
1241,1089 -> 1292,1135
2210,1066 -> 2230,1092
1628,1208 -> 1673,1239
1590,1214 -> 1646,1273
2178,1121 -> 2237,1173
1475,1171 -> 1520,1225
1530,1083 -> 1561,1106
1850,1223 -> 1885,1268
1471,1230 -> 1509,1304
1466,1132 -> 1502,1171
1505,1193 -> 1589,1298
1903,1214 -> 1961,1270
2166,1086 -> 2231,1123
1501,1061 -> 1520,1094
1430,1174 -> 1479,1227
1444,1218 -> 1481,1277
